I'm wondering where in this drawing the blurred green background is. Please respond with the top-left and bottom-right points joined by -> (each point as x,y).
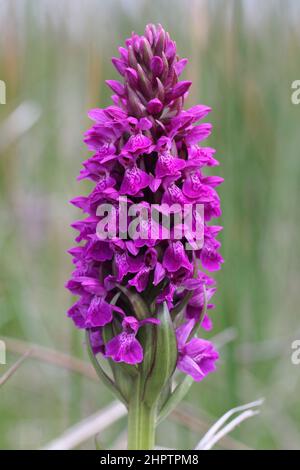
0,0 -> 300,450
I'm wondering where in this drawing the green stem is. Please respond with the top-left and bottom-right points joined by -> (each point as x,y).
127,377 -> 156,450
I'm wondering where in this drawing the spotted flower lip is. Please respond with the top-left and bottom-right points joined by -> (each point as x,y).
122,134 -> 153,154
67,23 -> 223,382
155,152 -> 186,179
163,241 -> 192,273
119,164 -> 151,195
105,316 -> 160,364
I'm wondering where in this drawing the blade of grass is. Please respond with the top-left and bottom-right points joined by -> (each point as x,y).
41,401 -> 126,450
0,350 -> 31,387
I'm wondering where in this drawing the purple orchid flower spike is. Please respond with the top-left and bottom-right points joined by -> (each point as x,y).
176,320 -> 219,381
67,24 -> 223,450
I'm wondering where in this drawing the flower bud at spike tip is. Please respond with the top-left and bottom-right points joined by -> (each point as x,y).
147,98 -> 163,115
67,24 -> 223,450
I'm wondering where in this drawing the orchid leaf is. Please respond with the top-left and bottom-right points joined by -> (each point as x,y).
157,375 -> 194,425
142,302 -> 177,408
116,284 -> 149,320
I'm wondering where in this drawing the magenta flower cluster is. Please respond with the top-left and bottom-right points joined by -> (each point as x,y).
66,24 -> 223,382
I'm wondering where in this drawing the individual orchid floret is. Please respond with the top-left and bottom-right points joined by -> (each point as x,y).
176,320 -> 219,381
119,164 -> 151,195
106,316 -> 160,364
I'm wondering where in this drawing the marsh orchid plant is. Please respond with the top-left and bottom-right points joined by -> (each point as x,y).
66,24 -> 223,450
